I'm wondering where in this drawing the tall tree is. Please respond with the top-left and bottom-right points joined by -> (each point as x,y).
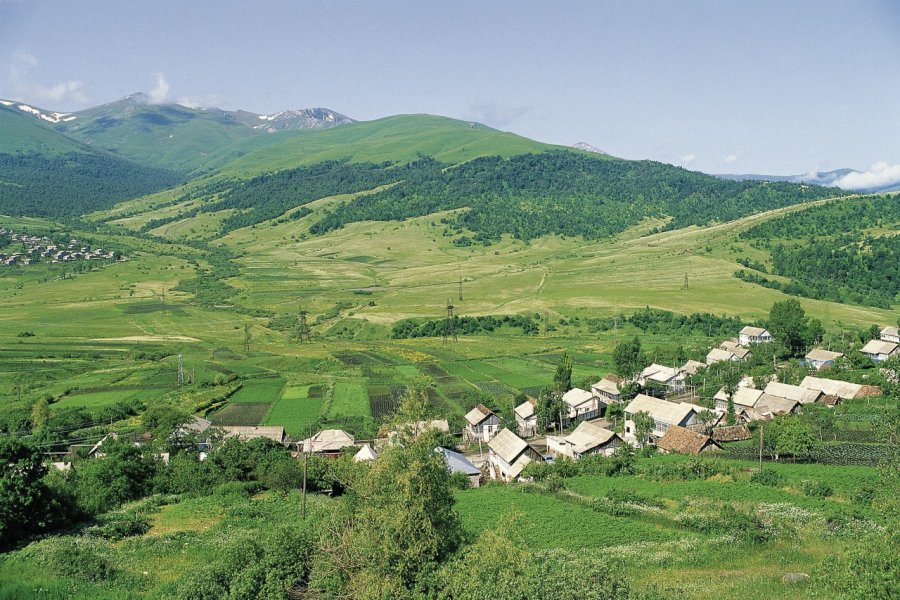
535,387 -> 565,433
768,299 -> 812,357
0,438 -> 56,548
632,411 -> 655,447
613,336 -> 646,382
553,351 -> 573,393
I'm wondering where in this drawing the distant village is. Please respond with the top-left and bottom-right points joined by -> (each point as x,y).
0,226 -> 120,267
49,324 -> 899,488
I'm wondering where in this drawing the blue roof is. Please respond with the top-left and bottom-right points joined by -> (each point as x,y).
435,447 -> 480,476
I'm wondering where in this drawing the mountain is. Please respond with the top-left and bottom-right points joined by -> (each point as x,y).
717,168 -> 900,193
0,102 -> 91,155
230,107 -> 354,131
572,141 -> 608,155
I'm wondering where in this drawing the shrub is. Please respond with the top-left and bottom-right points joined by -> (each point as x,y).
802,479 -> 833,498
85,511 -> 150,540
750,468 -> 783,487
43,538 -> 117,582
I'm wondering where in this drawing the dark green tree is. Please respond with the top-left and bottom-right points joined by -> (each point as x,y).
768,299 -> 812,357
553,351 -> 573,393
613,336 -> 646,381
0,438 -> 59,547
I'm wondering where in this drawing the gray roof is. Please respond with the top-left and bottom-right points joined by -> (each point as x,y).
680,360 -> 707,375
514,398 -> 536,419
592,378 -> 620,396
714,386 -> 764,408
800,376 -> 862,400
464,404 -> 494,426
625,394 -> 696,424
222,425 -> 286,443
556,420 -> 620,455
861,339 -> 899,356
754,394 -> 800,417
880,326 -> 899,338
563,388 -> 594,408
301,429 -> 355,453
488,428 -> 530,463
764,382 -> 822,404
740,326 -> 769,337
805,348 -> 844,362
353,443 -> 378,462
435,447 -> 480,476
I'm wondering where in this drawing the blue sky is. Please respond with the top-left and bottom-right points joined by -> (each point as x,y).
1,0 -> 898,178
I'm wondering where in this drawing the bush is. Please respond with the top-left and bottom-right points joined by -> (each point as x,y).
85,511 -> 150,540
43,538 -> 117,582
802,479 -> 833,498
750,468 -> 783,487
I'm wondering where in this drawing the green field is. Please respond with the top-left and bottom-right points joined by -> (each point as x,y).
228,376 -> 285,404
264,384 -> 325,436
328,382 -> 371,420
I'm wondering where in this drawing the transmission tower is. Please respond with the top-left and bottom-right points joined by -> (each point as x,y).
443,299 -> 457,343
297,310 -> 311,343
682,273 -> 689,290
177,354 -> 184,386
243,324 -> 252,353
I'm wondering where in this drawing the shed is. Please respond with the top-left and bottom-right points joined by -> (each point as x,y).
711,424 -> 752,442
860,339 -> 899,362
800,376 -> 862,400
657,425 -> 721,455
300,429 -> 355,456
436,447 -> 481,488
764,381 -> 823,405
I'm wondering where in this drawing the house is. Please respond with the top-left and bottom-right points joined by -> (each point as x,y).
487,428 -> 543,482
763,381 -> 823,405
623,394 -> 699,442
514,397 -> 538,437
739,326 -> 773,345
880,326 -> 900,344
657,425 -> 721,455
719,340 -> 752,360
464,404 -> 500,442
680,360 -> 706,376
300,429 -> 355,456
706,347 -> 742,365
711,424 -> 752,443
752,395 -> 801,420
436,447 -> 482,488
713,386 -> 764,414
221,425 -> 287,445
591,374 -> 622,403
562,388 -> 600,420
353,443 -> 378,462
637,364 -> 685,393
546,420 -> 623,460
804,348 -> 844,370
799,376 -> 863,401
860,339 -> 899,363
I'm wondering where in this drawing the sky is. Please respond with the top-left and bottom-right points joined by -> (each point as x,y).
1,0 -> 899,180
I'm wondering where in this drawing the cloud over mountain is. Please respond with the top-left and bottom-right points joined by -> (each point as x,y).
833,162 -> 900,190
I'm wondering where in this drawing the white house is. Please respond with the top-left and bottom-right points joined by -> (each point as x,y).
637,364 -> 685,393
591,374 -> 622,403
488,428 -> 543,482
623,394 -> 699,443
799,376 -> 864,401
713,386 -> 764,415
880,326 -> 900,344
860,339 -> 899,363
563,388 -> 601,420
739,326 -> 773,345
514,397 -> 538,438
706,345 -> 750,365
464,404 -> 501,442
804,348 -> 844,370
546,420 -> 624,460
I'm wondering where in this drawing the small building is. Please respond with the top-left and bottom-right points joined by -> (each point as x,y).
562,387 -> 600,420
514,397 -> 538,438
739,326 -> 773,345
300,429 -> 355,456
488,428 -> 543,482
860,339 -> 899,363
804,348 -> 844,370
799,376 -> 863,401
680,360 -> 707,376
713,386 -> 764,414
435,447 -> 482,488
591,374 -> 622,403
464,404 -> 500,442
719,340 -> 753,360
711,424 -> 752,443
880,326 -> 900,344
706,347 -> 740,365
752,395 -> 801,420
623,394 -> 699,442
763,381 -> 823,405
353,443 -> 378,462
637,364 -> 685,393
546,420 -> 623,460
657,425 -> 721,455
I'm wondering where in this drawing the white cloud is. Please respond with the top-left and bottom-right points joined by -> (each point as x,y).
833,162 -> 900,190
147,73 -> 170,104
466,101 -> 530,128
680,154 -> 696,165
6,50 -> 89,106
724,154 -> 738,164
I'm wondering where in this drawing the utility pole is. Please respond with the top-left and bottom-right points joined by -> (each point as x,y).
682,273 -> 689,290
443,299 -> 456,343
297,309 -> 311,343
243,324 -> 251,353
759,426 -> 764,469
613,316 -> 620,341
177,354 -> 184,386
544,310 -> 550,338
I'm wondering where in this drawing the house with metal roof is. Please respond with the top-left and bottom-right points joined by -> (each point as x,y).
623,394 -> 699,442
436,447 -> 482,488
591,375 -> 622,403
804,348 -> 844,370
764,381 -> 823,405
637,363 -> 686,393
861,339 -> 899,363
514,397 -> 538,437
799,376 -> 863,400
714,386 -> 764,414
300,429 -> 355,456
488,428 -> 543,482
880,326 -> 900,344
464,404 -> 501,442
546,420 -> 623,460
739,326 -> 773,345
562,387 -> 600,420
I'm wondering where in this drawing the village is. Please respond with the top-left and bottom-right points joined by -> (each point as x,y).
48,323 -> 899,489
0,226 -> 119,267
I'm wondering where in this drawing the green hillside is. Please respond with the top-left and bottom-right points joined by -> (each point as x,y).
0,104 -> 92,155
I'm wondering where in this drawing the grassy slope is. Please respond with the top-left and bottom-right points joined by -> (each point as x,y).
0,105 -> 93,155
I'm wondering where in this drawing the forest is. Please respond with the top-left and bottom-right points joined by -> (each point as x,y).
737,195 -> 900,308
0,153 -> 182,218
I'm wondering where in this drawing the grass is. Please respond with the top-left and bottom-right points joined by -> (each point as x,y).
209,402 -> 271,426
264,384 -> 324,436
328,382 -> 371,420
228,376 -> 285,404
